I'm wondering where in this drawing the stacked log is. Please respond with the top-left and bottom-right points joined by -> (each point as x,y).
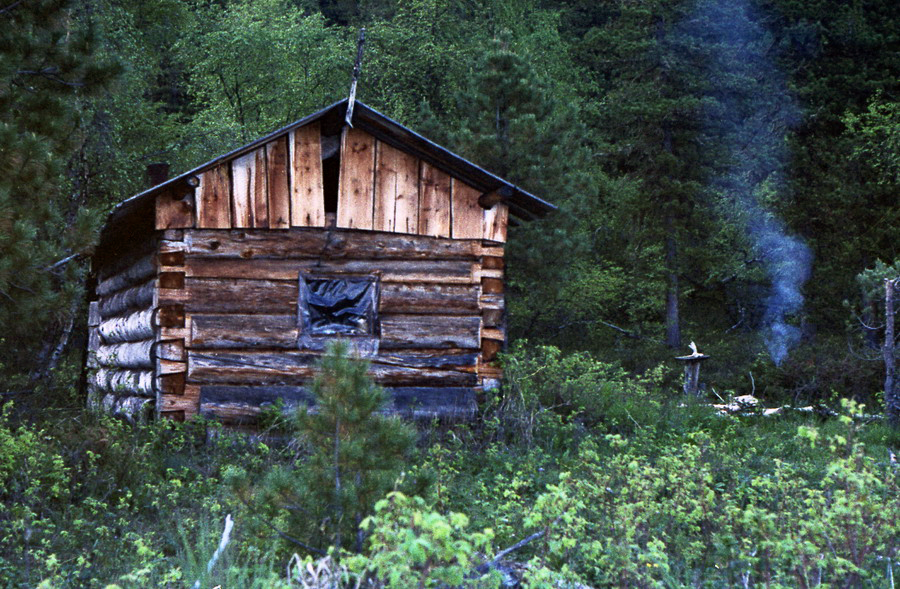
155,229 -> 502,424
87,251 -> 158,419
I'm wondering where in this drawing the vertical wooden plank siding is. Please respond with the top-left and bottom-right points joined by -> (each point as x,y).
289,122 -> 325,227
337,127 -> 376,230
451,179 -> 483,239
266,137 -> 291,229
252,148 -> 269,228
418,162 -> 452,238
197,165 -> 232,229
375,141 -> 419,233
483,203 -> 509,243
394,149 -> 420,234
231,152 -> 254,228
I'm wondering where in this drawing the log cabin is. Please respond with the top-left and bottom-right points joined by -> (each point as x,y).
85,99 -> 555,424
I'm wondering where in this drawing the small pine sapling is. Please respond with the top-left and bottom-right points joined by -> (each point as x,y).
236,341 -> 416,556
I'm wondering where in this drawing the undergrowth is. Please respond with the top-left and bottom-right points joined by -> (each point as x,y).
0,343 -> 897,587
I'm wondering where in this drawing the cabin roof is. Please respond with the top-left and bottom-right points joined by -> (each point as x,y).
104,99 -> 556,235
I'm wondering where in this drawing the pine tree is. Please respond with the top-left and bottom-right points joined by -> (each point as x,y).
0,0 -> 116,387
239,342 -> 416,554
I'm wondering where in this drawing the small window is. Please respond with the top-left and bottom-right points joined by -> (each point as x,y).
298,274 -> 379,355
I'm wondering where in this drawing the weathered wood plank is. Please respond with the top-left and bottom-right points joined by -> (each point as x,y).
482,277 -> 503,294
201,385 -> 314,408
185,257 -> 476,284
191,314 -> 298,349
229,156 -> 251,229
155,189 -> 195,230
374,141 -> 419,233
98,280 -> 155,318
380,315 -> 481,350
480,293 -> 505,309
158,271 -> 185,290
96,255 -> 156,296
231,151 -> 255,228
452,179 -> 484,240
253,147 -> 269,227
483,202 -> 508,243
418,161 -> 451,238
188,351 -> 477,386
482,338 -> 502,363
186,279 -> 297,314
158,359 -> 186,375
198,385 -> 474,422
157,339 -> 185,361
160,387 -> 200,414
388,387 -> 476,418
197,165 -> 232,229
159,250 -> 185,267
157,304 -> 185,328
377,351 -> 478,369
380,283 -> 479,314
95,339 -> 154,369
337,127 -> 375,229
482,256 -> 504,271
98,308 -> 155,344
187,281 -> 480,322
482,327 -> 504,341
184,229 -> 480,261
290,122 -> 325,227
266,137 -> 291,229
482,308 -> 504,328
158,372 -> 185,395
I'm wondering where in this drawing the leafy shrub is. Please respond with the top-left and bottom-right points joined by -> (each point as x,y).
498,342 -> 665,440
349,492 -> 498,588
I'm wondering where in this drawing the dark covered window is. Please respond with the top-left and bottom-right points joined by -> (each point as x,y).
298,274 -> 380,353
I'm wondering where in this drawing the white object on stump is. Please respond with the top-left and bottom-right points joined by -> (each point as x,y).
676,341 -> 710,397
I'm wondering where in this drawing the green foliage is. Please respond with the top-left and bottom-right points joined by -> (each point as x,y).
349,492 -> 498,588
0,0 -> 117,382
230,341 -> 417,554
498,342 -> 666,439
176,0 -> 348,156
0,406 -> 282,587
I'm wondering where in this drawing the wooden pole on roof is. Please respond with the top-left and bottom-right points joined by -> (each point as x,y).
345,28 -> 366,128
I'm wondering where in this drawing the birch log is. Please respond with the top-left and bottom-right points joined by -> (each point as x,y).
98,308 -> 155,344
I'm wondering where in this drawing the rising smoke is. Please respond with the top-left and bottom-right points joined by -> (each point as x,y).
686,0 -> 812,364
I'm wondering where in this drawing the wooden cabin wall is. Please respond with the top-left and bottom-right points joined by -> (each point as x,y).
155,123 -> 509,245
156,228 -> 505,424
87,239 -> 158,420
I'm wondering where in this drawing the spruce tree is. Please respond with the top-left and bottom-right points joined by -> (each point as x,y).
447,35 -> 594,345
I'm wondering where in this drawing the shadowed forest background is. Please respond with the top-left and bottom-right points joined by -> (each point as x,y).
1,0 -> 899,587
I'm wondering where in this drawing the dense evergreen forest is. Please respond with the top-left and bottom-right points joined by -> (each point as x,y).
1,0 -> 898,586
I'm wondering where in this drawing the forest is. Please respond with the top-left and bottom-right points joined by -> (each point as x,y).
0,0 -> 898,586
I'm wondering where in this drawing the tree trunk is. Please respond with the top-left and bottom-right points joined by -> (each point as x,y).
885,279 -> 899,426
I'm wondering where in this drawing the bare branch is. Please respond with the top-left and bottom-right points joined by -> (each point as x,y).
0,0 -> 26,16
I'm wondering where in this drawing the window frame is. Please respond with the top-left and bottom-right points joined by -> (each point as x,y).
296,272 -> 381,356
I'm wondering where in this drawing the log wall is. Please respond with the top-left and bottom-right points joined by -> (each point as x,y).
87,245 -> 159,421
156,228 -> 505,424
154,123 -> 509,245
